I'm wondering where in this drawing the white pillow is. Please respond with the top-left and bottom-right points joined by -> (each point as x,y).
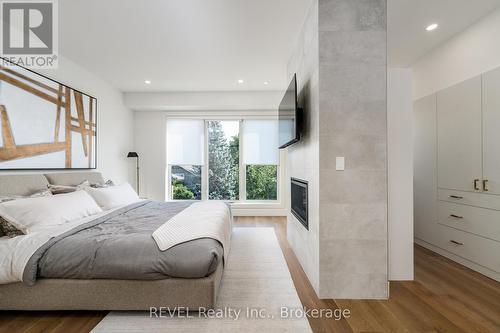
0,188 -> 52,203
84,182 -> 139,210
0,190 -> 102,234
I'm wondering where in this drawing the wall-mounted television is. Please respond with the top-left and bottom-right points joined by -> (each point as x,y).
278,73 -> 302,149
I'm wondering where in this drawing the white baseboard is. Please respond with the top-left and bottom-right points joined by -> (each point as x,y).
415,238 -> 500,282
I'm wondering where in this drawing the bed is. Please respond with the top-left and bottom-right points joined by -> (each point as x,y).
0,172 -> 229,310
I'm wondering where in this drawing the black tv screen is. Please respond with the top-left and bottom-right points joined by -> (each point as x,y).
279,74 -> 300,149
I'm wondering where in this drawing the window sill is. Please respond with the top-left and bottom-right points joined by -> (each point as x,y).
167,199 -> 282,207
230,201 -> 283,209
166,199 -> 286,216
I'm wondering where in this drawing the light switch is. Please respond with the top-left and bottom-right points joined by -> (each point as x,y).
336,157 -> 345,171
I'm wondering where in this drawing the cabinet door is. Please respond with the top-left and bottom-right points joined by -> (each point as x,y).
437,76 -> 482,192
482,68 -> 500,195
414,94 -> 438,242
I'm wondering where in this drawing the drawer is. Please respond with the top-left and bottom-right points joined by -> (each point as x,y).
438,189 -> 500,210
435,224 -> 500,273
438,201 -> 500,242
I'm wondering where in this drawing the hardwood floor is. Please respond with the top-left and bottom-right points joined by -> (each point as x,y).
0,311 -> 103,333
1,216 -> 499,333
237,217 -> 500,333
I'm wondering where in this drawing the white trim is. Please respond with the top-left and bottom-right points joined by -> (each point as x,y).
202,121 -> 209,200
238,120 -> 246,201
232,208 -> 287,217
124,91 -> 282,112
231,202 -> 282,209
166,165 -> 171,201
162,110 -> 278,119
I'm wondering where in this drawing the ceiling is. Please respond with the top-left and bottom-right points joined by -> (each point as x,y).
60,0 -> 500,91
388,0 -> 500,67
59,0 -> 312,92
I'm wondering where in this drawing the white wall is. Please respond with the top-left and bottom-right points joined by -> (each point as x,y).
413,8 -> 500,99
35,56 -> 134,183
413,94 -> 438,244
133,111 -> 166,199
387,68 -> 414,281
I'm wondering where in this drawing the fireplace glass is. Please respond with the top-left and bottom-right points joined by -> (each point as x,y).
291,178 -> 308,230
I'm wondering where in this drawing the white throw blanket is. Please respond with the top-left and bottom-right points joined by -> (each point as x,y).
152,201 -> 232,261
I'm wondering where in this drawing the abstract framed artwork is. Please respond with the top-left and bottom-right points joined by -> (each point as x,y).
0,58 -> 97,169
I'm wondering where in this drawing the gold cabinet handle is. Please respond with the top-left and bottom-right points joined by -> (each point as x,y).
483,179 -> 489,192
450,214 -> 463,219
474,179 -> 480,191
449,195 -> 463,199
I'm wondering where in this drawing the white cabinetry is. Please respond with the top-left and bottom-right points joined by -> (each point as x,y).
414,69 -> 500,282
482,67 -> 500,195
437,76 -> 482,192
438,201 -> 500,242
433,223 -> 500,274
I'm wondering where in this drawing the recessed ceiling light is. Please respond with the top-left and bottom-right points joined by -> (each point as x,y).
237,79 -> 244,84
144,80 -> 151,84
425,23 -> 438,31
263,81 -> 269,85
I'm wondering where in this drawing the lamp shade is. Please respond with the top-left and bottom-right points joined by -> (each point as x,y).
127,152 -> 139,158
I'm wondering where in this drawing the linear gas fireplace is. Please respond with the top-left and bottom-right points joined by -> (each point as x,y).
291,178 -> 308,230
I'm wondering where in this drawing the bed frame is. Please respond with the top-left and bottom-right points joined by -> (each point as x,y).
0,172 -> 223,310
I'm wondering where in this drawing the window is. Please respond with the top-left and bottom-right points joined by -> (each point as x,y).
246,165 -> 278,200
171,165 -> 202,200
208,121 -> 239,200
242,120 -> 279,201
167,118 -> 279,202
166,120 -> 204,201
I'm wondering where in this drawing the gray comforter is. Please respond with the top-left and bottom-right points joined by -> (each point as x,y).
23,201 -> 224,286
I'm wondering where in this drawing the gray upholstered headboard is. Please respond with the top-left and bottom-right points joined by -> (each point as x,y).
0,172 -> 104,196
44,172 -> 104,186
0,174 -> 49,196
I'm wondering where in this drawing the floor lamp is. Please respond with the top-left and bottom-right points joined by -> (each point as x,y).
127,152 -> 139,194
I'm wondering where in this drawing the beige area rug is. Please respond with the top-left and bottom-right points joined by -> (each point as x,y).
92,227 -> 312,332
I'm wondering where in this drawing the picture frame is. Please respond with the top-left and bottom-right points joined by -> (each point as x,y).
0,57 -> 97,170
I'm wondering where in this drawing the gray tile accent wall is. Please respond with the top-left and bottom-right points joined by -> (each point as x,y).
287,0 -> 388,299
